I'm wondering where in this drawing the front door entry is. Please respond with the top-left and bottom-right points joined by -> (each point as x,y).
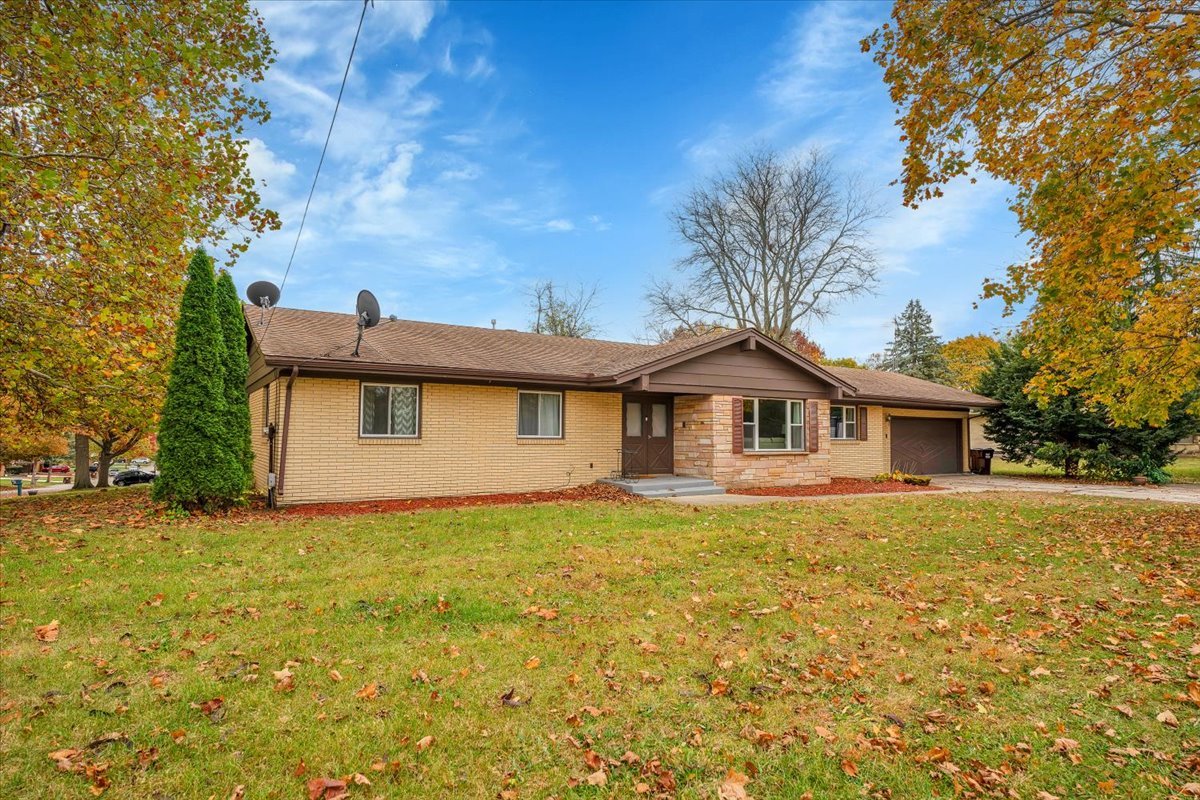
622,395 -> 673,475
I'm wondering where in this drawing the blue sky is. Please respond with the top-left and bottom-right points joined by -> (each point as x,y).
235,0 -> 1027,360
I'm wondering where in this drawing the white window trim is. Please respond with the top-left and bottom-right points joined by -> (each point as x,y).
517,390 -> 564,439
830,404 -> 858,440
743,397 -> 806,452
359,382 -> 420,439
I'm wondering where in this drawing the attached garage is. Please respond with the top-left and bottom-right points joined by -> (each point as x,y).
890,417 -> 962,474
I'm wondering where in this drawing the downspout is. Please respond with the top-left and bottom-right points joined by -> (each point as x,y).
277,366 -> 299,501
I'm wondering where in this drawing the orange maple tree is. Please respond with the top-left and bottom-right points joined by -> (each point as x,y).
865,1 -> 1200,425
0,0 -> 277,444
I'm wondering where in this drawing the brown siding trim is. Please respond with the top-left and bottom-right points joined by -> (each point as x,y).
807,399 -> 819,453
853,394 -> 999,410
611,330 -> 854,392
642,381 -> 830,399
297,367 -> 607,394
731,397 -> 744,455
857,405 -> 868,441
277,366 -> 298,496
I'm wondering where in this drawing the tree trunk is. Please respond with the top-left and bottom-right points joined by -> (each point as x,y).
97,447 -> 112,489
72,435 -> 92,489
1063,453 -> 1079,479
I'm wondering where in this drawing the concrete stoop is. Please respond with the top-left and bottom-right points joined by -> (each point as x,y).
599,475 -> 726,499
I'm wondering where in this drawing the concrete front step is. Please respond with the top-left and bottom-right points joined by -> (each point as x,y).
634,485 -> 727,499
599,475 -> 726,498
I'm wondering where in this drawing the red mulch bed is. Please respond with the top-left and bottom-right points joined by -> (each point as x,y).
0,483 -> 637,538
281,482 -> 638,517
731,478 -> 944,497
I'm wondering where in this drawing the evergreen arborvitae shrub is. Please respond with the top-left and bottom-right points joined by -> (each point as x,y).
215,270 -> 254,490
154,250 -> 243,509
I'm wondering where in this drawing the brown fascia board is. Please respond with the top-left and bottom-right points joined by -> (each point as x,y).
261,355 -> 605,388
855,395 -> 1002,411
609,328 -> 858,394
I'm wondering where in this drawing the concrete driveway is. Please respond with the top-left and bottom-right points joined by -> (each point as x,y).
931,474 -> 1200,505
661,474 -> 1200,507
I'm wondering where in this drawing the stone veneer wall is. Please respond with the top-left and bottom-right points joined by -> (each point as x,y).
673,394 -> 831,488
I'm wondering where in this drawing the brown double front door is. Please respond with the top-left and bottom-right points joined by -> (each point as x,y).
622,395 -> 673,475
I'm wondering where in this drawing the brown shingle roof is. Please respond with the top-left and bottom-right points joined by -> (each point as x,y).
824,365 -> 999,408
245,305 -> 998,408
246,305 -> 733,381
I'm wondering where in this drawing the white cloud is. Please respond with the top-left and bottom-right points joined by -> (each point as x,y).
444,131 -> 482,147
759,3 -> 878,113
872,175 -> 1009,276
371,0 -> 439,44
244,137 -> 296,190
437,28 -> 495,81
257,0 -> 439,70
587,215 -> 610,232
438,162 -> 483,182
465,54 -> 495,81
544,219 -> 574,232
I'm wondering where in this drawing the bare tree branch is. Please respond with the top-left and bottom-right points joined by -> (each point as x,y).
646,148 -> 881,343
527,280 -> 602,338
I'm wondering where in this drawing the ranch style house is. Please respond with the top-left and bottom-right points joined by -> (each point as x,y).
244,305 -> 1000,505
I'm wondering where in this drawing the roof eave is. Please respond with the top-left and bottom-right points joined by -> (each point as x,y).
854,394 -> 1003,411
261,355 -> 603,387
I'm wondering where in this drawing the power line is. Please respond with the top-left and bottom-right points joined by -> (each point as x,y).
262,0 -> 370,340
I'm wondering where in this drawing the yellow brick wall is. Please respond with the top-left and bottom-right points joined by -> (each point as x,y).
674,395 -> 832,488
828,405 -> 969,477
273,378 -> 621,505
248,381 -> 280,493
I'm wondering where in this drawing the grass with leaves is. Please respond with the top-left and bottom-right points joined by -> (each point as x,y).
1,488 -> 1198,799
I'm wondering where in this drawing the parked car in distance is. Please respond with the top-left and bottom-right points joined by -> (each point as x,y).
132,457 -> 152,465
43,463 -> 70,474
113,469 -> 155,487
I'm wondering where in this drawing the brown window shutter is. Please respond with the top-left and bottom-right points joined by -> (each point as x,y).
858,405 -> 868,441
807,400 -> 819,453
732,397 -> 744,454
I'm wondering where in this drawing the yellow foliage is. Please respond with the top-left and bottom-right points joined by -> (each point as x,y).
866,1 -> 1200,424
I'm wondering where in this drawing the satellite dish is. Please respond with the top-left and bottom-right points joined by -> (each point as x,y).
246,280 -> 281,309
352,289 -> 382,357
356,289 -> 381,329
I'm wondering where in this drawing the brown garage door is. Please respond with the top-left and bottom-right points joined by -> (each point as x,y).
890,417 -> 961,474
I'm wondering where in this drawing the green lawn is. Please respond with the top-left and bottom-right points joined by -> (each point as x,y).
992,455 -> 1200,483
1,489 -> 1198,799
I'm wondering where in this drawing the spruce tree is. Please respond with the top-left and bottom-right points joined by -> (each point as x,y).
879,299 -> 948,382
215,270 -> 254,490
153,250 -> 242,509
979,337 -> 1200,481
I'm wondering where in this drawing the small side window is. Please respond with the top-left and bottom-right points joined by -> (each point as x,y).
830,405 -> 857,440
360,384 -> 419,437
518,391 -> 563,438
